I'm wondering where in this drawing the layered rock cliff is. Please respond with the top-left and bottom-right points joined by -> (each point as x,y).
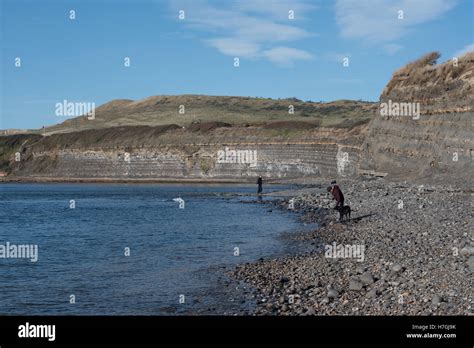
360,52 -> 473,185
3,124 -> 365,181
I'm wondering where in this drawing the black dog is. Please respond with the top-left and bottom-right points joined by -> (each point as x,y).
335,205 -> 351,221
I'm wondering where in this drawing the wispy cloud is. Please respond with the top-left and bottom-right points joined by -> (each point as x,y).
335,0 -> 457,53
168,0 -> 316,66
262,46 -> 313,66
205,38 -> 261,58
453,43 -> 474,58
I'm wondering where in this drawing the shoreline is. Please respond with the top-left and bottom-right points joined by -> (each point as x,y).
231,178 -> 473,315
189,194 -> 316,316
0,176 -> 295,185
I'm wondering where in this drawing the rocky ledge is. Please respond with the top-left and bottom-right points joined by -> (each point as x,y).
232,179 -> 473,315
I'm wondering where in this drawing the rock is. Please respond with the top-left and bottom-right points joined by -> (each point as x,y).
327,288 -> 339,298
349,279 -> 364,291
305,308 -> 316,315
360,271 -> 375,285
467,256 -> 474,272
432,295 -> 442,305
280,276 -> 290,284
459,246 -> 474,256
367,288 -> 378,298
391,263 -> 403,273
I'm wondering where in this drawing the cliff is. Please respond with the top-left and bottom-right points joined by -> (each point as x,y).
1,124 -> 366,181
360,52 -> 473,185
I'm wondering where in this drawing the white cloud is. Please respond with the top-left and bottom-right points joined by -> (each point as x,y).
168,0 -> 315,65
334,0 -> 456,54
262,47 -> 313,66
206,38 -> 261,58
453,44 -> 474,58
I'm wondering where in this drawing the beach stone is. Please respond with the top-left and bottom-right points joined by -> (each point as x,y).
366,288 -> 378,298
391,263 -> 403,273
349,279 -> 364,291
467,257 -> 474,271
432,295 -> 442,305
360,272 -> 374,285
327,288 -> 339,298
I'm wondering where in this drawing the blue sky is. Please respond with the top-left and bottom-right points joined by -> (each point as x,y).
1,0 -> 473,129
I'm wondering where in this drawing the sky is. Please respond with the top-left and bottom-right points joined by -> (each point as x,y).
0,0 -> 473,129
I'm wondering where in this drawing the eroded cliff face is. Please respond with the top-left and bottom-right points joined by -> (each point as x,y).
3,125 -> 364,181
360,52 -> 473,185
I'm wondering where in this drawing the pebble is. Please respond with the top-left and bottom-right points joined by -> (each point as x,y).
360,272 -> 375,285
391,264 -> 403,273
467,257 -> 474,272
327,288 -> 339,298
349,279 -> 364,291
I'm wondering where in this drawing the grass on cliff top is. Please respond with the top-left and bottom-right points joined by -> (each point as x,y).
383,51 -> 474,99
32,96 -> 377,135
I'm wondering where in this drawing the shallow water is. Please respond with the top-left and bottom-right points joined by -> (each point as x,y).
0,183 -> 305,315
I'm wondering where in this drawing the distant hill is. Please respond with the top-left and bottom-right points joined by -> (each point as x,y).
36,95 -> 377,135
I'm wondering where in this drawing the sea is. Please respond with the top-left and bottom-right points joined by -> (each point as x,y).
0,183 -> 310,315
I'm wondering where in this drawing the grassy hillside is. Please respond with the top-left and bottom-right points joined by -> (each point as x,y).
35,95 -> 377,135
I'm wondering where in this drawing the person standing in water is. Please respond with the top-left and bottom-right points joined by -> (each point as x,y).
257,176 -> 263,194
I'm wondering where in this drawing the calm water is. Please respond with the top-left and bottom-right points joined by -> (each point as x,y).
0,183 -> 304,315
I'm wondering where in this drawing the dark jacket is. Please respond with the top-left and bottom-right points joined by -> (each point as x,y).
331,185 -> 344,202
